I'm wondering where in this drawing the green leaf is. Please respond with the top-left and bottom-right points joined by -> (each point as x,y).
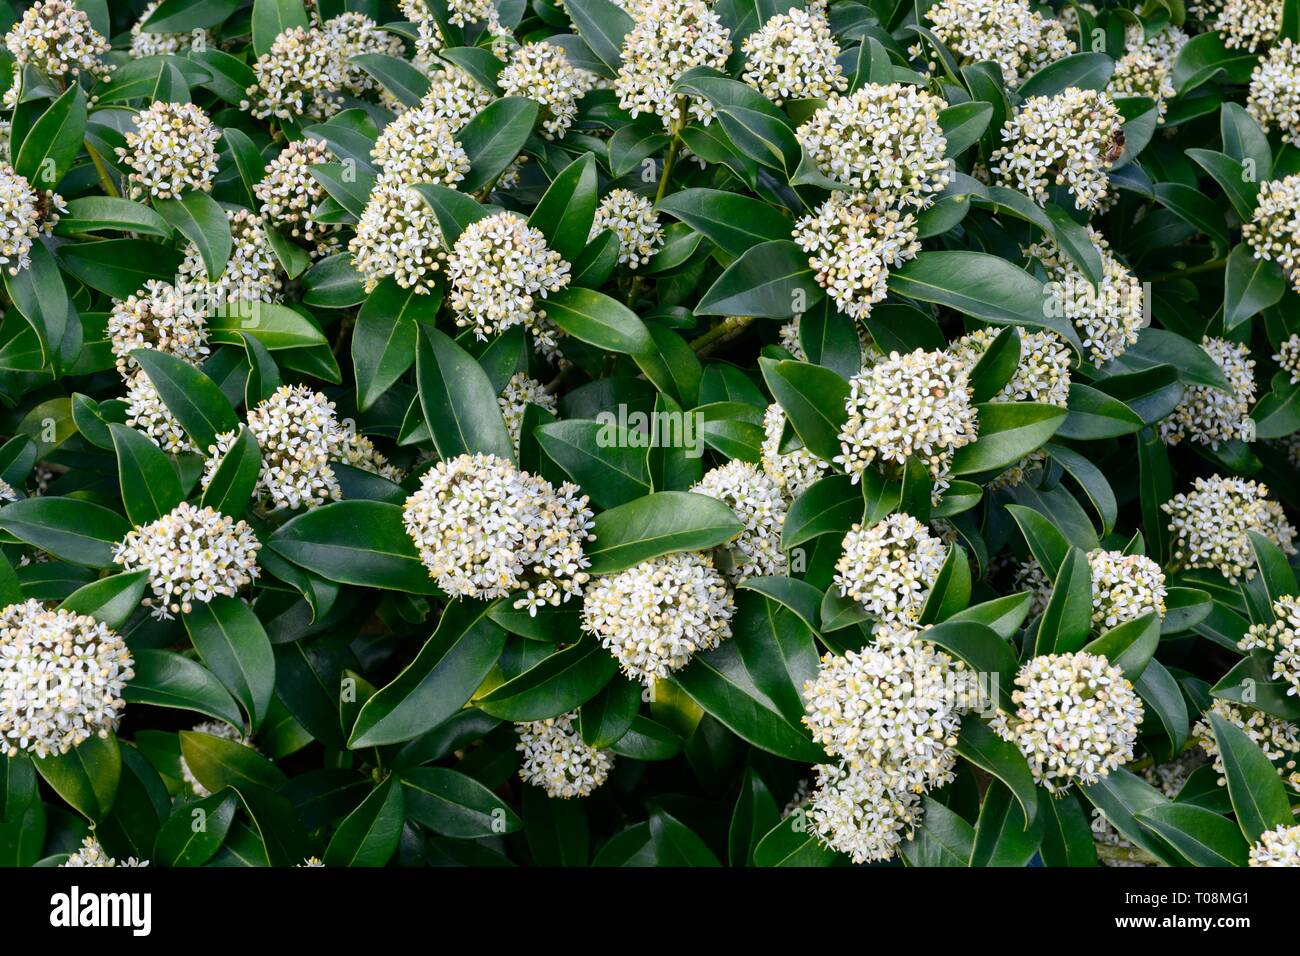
924,620 -> 1016,710
578,678 -> 641,748
33,733 -> 120,822
353,278 -> 436,411
57,571 -> 149,631
1034,547 -> 1093,654
185,596 -> 276,732
154,191 -> 232,283
543,287 -> 655,354
153,789 -> 238,867
586,491 -> 744,573
950,403 -> 1066,475
132,348 -> 238,452
349,600 -> 506,748
564,0 -> 633,75
889,251 -> 1056,329
108,423 -> 184,525
270,500 -> 440,594
416,326 -> 513,461
938,101 -> 992,158
752,812 -> 844,866
781,474 -> 861,550
655,188 -> 793,257
649,809 -> 720,866
13,83 -> 86,190
323,777 -> 404,867
1224,243 -> 1286,330
729,767 -> 780,866
902,795 -> 976,866
1083,768 -> 1185,865
969,780 -> 1043,867
251,0 -> 309,58
477,637 -> 618,721
955,714 -> 1038,828
1187,148 -> 1259,221
0,496 -> 130,568
697,240 -> 822,318
349,52 -> 429,107
459,97 -> 539,193
536,419 -> 652,508
209,302 -> 327,351
1057,383 -> 1145,439
1135,804 -> 1250,867
126,650 -> 244,727
200,426 -> 261,518
1018,51 -> 1114,97
528,153 -> 598,261
180,728 -> 285,792
759,358 -> 849,461
1207,710 -> 1294,842
401,767 -> 522,838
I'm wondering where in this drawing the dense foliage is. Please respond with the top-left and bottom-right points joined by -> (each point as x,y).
2,0 -> 1300,869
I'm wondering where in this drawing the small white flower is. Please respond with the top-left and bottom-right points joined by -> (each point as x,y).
1163,475 -> 1297,583
107,279 -> 210,377
691,460 -> 788,583
836,348 -> 978,495
516,712 -> 613,798
0,162 -> 61,275
4,0 -> 109,87
992,87 -> 1124,211
807,761 -> 921,864
1159,337 -> 1257,449
499,41 -> 594,139
177,208 -> 284,312
1244,174 -> 1300,293
113,503 -> 261,618
760,402 -> 833,498
1087,548 -> 1167,630
350,178 -> 445,295
255,138 -> 340,250
741,9 -> 846,104
992,651 -> 1144,792
1250,823 -> 1300,865
243,26 -> 344,122
581,551 -> 735,683
1276,332 -> 1300,383
124,371 -> 195,454
0,600 -> 134,758
61,836 -> 147,868
130,0 -> 212,57
615,0 -> 732,129
834,514 -> 949,626
498,372 -> 558,453
117,102 -> 221,202
1188,0 -> 1280,51
923,0 -> 1075,87
403,453 -> 593,609
590,189 -> 665,268
797,84 -> 953,207
1109,24 -> 1188,121
371,107 -> 470,188
1195,699 -> 1300,792
420,64 -> 497,128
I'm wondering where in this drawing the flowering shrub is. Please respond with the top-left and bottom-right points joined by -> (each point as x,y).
1,0 -> 1300,873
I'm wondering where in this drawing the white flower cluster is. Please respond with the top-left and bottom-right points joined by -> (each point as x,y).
1248,39 -> 1300,145
446,212 -> 572,355
794,193 -> 921,320
350,179 -> 444,295
0,162 -> 60,275
590,189 -> 665,268
180,720 -> 252,796
499,41 -> 593,139
323,12 -> 406,98
498,372 -> 558,452
207,385 -> 400,510
113,502 -> 261,617
1159,337 -> 1257,449
952,327 -> 1073,406
1189,0 -> 1280,51
420,65 -> 496,128
0,478 -> 15,502
1245,174 -> 1300,293
371,106 -> 471,189
125,372 -> 193,453
403,453 -> 593,610
1277,333 -> 1300,383
615,0 -> 732,129
1087,548 -> 1167,630
177,208 -> 284,311
1240,595 -> 1300,697
1163,475 -> 1297,582
1110,25 -> 1188,121
131,0 -> 211,56
0,600 -> 134,758
834,514 -> 949,626
836,348 -> 978,494
797,84 -> 953,207
992,651 -> 1144,792
741,9 -> 846,104
923,0 -> 1074,87
778,311 -> 879,366
243,26 -> 343,122
107,279 -> 210,376
581,550 -> 735,683
515,712 -> 614,798
1250,824 -> 1300,866
691,460 -> 788,583
992,88 -> 1124,212
1027,226 -> 1144,364
117,102 -> 221,202
61,837 -> 147,868
255,138 -> 339,251
802,626 -> 976,794
761,403 -> 832,498
807,761 -> 922,864
1194,699 -> 1300,792
4,0 -> 109,87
